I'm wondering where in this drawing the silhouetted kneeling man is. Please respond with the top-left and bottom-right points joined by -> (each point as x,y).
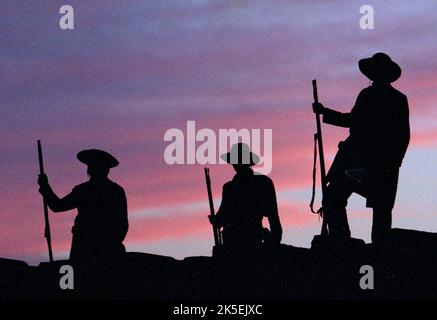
313,53 -> 410,243
209,143 -> 283,250
38,149 -> 128,262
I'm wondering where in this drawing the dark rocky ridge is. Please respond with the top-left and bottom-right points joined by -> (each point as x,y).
2,228 -> 437,299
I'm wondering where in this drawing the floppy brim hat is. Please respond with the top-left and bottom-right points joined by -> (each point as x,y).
220,143 -> 260,166
77,149 -> 119,168
358,52 -> 401,83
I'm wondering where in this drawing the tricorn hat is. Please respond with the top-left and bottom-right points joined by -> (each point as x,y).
77,149 -> 119,168
358,52 -> 401,83
220,143 -> 260,166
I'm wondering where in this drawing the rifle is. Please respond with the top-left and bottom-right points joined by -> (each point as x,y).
204,168 -> 222,246
310,80 -> 329,236
37,140 -> 54,262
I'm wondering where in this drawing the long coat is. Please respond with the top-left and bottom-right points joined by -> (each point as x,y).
68,179 -> 128,261
215,169 -> 282,247
323,83 -> 410,208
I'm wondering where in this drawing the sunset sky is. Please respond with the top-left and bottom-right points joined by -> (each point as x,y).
1,0 -> 437,265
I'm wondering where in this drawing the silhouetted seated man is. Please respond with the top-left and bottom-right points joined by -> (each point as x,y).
209,143 -> 283,252
38,149 -> 128,262
313,52 -> 410,244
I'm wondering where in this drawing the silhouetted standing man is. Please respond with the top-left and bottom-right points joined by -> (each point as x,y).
313,53 -> 410,243
38,149 -> 129,261
209,143 -> 283,249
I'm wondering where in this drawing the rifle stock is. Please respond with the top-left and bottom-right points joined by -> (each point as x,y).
37,140 -> 54,262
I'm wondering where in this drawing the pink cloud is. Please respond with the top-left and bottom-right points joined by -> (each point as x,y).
2,1 -> 437,263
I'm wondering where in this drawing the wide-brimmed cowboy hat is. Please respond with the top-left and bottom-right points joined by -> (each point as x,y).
220,143 -> 260,166
358,52 -> 401,83
77,149 -> 119,168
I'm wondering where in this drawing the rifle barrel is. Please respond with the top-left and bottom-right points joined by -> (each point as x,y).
37,140 -> 54,262
312,80 -> 328,236
312,80 -> 326,190
204,168 -> 220,246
